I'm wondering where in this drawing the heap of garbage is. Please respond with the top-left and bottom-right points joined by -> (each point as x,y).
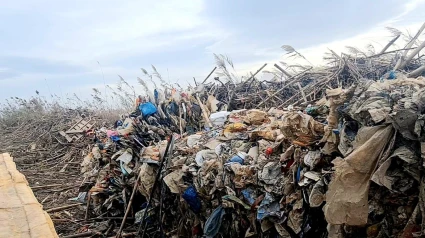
73,72 -> 425,238
6,24 -> 425,237
69,24 -> 425,238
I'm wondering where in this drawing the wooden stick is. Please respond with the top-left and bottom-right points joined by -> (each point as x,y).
116,172 -> 142,237
195,94 -> 213,128
62,231 -> 96,238
85,192 -> 91,220
44,153 -> 66,163
41,195 -> 50,204
245,63 -> 267,87
296,82 -> 307,103
274,63 -> 292,78
378,34 -> 400,55
179,104 -> 183,137
45,203 -> 82,213
31,184 -> 62,190
202,67 -> 217,84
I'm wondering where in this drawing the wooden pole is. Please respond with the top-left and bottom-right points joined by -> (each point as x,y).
378,34 -> 400,55
196,94 -> 213,128
201,67 -> 217,84
116,172 -> 142,237
179,104 -> 183,137
273,64 -> 292,78
245,63 -> 267,87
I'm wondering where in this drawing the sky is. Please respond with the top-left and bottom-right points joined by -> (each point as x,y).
1,0 -> 425,102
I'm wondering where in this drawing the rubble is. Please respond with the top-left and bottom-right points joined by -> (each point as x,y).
3,23 -> 425,237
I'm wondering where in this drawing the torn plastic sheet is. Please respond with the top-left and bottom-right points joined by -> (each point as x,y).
257,193 -> 281,220
288,207 -> 303,234
119,160 -> 132,176
138,163 -> 156,198
195,150 -> 217,166
389,109 -> 418,140
187,134 -> 202,147
206,95 -> 220,113
303,151 -> 321,170
303,171 -> 321,181
69,192 -> 87,203
338,121 -> 359,157
275,223 -> 291,237
163,170 -> 183,193
116,150 -> 132,164
372,146 -> 419,192
259,161 -> 282,185
324,125 -> 393,225
209,111 -> 231,126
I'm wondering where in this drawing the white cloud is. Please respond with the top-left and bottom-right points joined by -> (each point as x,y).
231,1 -> 425,76
1,0 -> 220,64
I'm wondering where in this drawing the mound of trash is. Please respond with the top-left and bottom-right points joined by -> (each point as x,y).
70,75 -> 425,238
7,24 -> 425,237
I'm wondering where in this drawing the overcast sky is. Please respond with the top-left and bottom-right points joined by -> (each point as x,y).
1,0 -> 425,102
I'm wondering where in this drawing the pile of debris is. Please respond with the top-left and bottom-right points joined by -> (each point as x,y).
5,23 -> 425,237
78,74 -> 425,237
68,25 -> 425,238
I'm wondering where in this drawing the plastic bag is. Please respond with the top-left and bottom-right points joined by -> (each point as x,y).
182,185 -> 201,213
139,102 -> 157,117
204,206 -> 225,237
209,111 -> 231,126
324,125 -> 393,225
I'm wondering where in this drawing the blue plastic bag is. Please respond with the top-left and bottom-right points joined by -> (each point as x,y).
388,70 -> 396,79
228,155 -> 244,165
139,102 -> 157,117
182,185 -> 201,213
204,206 -> 225,238
154,89 -> 159,100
